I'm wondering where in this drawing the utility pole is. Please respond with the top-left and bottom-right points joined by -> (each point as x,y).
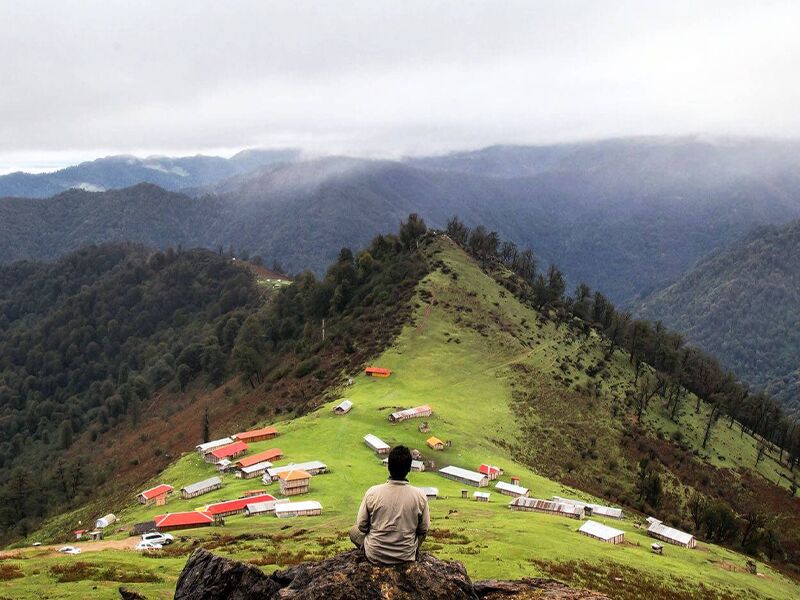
322,319 -> 326,342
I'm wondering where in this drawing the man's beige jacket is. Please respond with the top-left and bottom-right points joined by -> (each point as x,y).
354,479 -> 430,564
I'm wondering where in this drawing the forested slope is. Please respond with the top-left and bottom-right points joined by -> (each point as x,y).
638,220 -> 800,415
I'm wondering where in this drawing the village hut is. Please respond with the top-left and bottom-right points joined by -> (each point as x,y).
131,521 -> 156,536
244,499 -> 291,516
416,487 -> 438,499
365,367 -> 392,378
333,399 -> 353,414
264,461 -> 328,484
426,436 -> 445,451
382,458 -> 425,472
236,448 -> 283,468
205,441 -> 248,464
474,491 -> 491,502
478,464 -> 502,480
204,493 -> 276,518
232,426 -> 279,443
278,470 -> 312,496
364,434 -> 391,455
389,405 -> 432,422
578,520 -> 625,544
508,497 -> 585,519
495,481 -> 529,498
137,484 -> 174,506
237,461 -> 273,479
153,511 -> 214,532
196,437 -> 234,456
275,500 -> 323,518
647,519 -> 696,549
95,513 -> 117,529
438,465 -> 489,487
553,496 -> 624,519
180,476 -> 222,499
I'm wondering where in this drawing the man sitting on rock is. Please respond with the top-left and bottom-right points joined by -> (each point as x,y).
350,445 -> 430,565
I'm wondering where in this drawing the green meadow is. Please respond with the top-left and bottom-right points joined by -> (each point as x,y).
3,240 -> 798,600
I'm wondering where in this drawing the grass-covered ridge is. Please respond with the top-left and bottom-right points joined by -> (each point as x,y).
3,237 -> 799,599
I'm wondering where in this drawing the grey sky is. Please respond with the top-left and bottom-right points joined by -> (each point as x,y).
2,0 -> 799,172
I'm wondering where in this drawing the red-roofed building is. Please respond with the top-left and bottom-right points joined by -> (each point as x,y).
205,441 -> 248,464
236,448 -> 283,468
204,493 -> 276,518
232,426 -> 279,443
365,367 -> 392,378
478,464 -> 502,481
137,484 -> 174,506
153,511 -> 214,532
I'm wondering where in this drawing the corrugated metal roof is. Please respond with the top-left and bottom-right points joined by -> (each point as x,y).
140,484 -> 173,500
334,400 -> 353,412
495,481 -> 528,495
510,497 -> 583,515
648,521 -> 694,545
153,511 -> 213,527
474,492 -> 490,499
277,469 -> 311,481
237,448 -> 282,467
275,500 -> 322,514
240,461 -> 272,474
210,441 -> 249,458
364,434 -> 390,450
415,487 -> 438,497
196,437 -> 234,453
579,520 -> 624,541
205,493 -> 275,515
439,465 -> 486,483
552,496 -> 623,519
181,477 -> 221,495
245,499 -> 290,514
266,461 -> 327,478
233,426 -> 278,441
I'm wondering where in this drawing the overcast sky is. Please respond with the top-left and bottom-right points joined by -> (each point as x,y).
2,0 -> 800,173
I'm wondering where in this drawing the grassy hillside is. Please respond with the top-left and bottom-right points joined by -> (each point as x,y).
3,238 -> 798,600
638,219 -> 800,415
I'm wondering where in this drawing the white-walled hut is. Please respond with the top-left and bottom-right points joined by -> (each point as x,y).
509,497 -> 585,519
364,434 -> 391,455
95,514 -> 117,529
244,499 -> 290,516
274,500 -> 323,518
333,399 -> 353,414
438,465 -> 489,487
578,520 -> 625,544
474,491 -> 490,502
495,481 -> 529,498
180,476 -> 222,499
416,487 -> 438,499
647,519 -> 696,549
236,461 -> 273,479
389,405 -> 432,423
553,496 -> 624,519
263,461 -> 328,483
196,437 -> 234,456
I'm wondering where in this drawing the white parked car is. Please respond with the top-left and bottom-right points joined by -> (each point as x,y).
57,546 -> 81,555
141,532 -> 174,545
135,540 -> 163,551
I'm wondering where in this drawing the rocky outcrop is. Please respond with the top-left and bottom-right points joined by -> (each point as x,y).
170,548 -> 608,600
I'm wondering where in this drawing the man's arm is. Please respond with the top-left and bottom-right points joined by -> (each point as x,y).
415,500 -> 430,560
355,491 -> 371,534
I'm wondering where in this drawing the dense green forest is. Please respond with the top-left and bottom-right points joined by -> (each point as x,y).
445,217 -> 800,475
638,219 -> 800,415
0,245 -> 261,539
0,222 -> 429,543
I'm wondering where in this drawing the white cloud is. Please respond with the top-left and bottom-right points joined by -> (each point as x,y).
1,0 -> 799,171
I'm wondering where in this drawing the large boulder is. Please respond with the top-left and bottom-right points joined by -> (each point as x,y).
170,548 -> 608,600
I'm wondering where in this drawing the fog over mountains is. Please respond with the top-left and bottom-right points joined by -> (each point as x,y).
4,136 -> 800,305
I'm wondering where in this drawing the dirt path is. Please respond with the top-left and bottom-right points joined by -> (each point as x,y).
1,537 -> 138,558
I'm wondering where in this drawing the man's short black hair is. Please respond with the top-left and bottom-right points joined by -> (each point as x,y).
388,445 -> 412,480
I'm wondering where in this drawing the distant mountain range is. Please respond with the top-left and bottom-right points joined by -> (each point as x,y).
0,148 -> 300,198
638,219 -> 800,414
4,137 -> 800,306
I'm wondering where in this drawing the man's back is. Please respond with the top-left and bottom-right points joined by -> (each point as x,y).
354,479 -> 430,564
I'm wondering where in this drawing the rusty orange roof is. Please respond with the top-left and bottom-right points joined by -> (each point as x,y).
233,426 -> 278,441
277,469 -> 311,481
236,448 -> 283,468
427,437 -> 444,446
365,367 -> 391,375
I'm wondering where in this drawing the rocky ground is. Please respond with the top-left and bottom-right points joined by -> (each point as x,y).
154,548 -> 609,600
